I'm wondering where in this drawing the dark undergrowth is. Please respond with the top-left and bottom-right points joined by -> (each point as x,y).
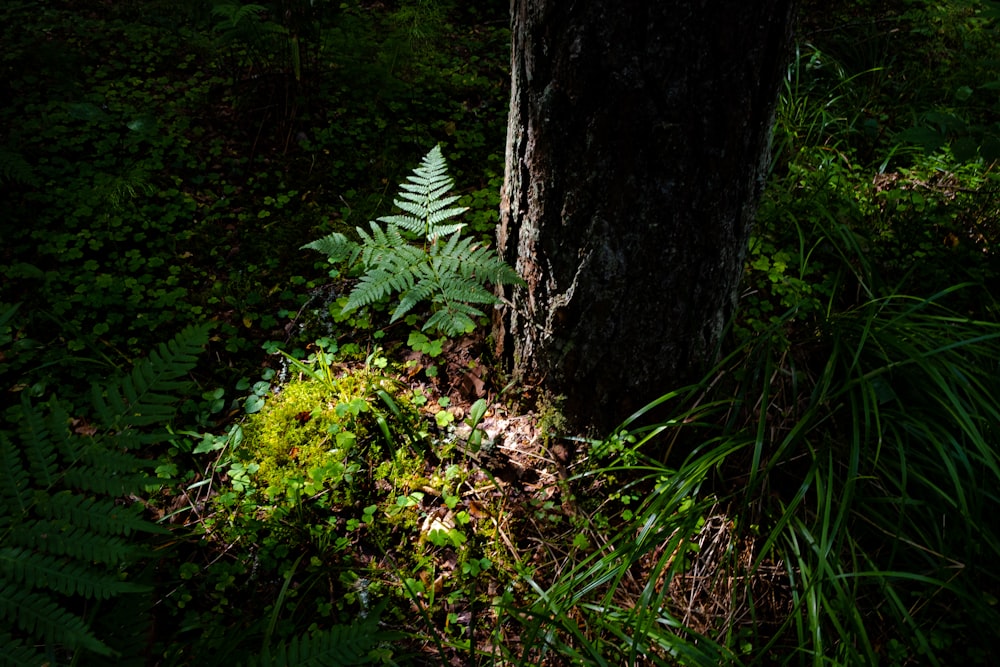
2,0 -> 1000,664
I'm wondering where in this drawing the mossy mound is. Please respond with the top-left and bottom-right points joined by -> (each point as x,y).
237,368 -> 413,503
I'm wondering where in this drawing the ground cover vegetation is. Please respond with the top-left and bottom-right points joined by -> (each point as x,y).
2,0 -> 1000,664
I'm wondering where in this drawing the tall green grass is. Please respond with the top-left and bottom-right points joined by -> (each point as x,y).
497,7 -> 1000,665
501,283 -> 1000,665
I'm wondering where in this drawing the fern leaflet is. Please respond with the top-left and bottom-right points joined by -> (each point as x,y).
0,433 -> 31,515
0,632 -> 44,667
424,304 -> 478,336
10,520 -> 136,565
62,461 -> 160,497
0,148 -> 37,186
92,323 -> 209,434
35,491 -> 167,537
302,231 -> 356,264
0,547 -> 147,599
16,397 -> 62,488
247,600 -> 404,666
0,582 -> 112,656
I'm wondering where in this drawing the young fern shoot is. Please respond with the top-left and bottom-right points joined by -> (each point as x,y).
304,145 -> 522,336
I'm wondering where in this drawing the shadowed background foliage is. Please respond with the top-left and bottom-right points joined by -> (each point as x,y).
2,0 -> 1000,664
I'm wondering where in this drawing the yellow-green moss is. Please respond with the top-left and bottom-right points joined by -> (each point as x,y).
238,370 -> 388,500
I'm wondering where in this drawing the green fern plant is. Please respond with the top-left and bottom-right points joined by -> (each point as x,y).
245,600 -> 404,667
0,323 -> 210,663
304,144 -> 523,336
0,146 -> 37,186
211,1 -> 294,81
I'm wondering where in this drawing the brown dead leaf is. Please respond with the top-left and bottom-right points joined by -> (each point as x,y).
72,418 -> 99,436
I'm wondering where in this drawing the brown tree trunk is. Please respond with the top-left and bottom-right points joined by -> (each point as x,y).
494,0 -> 793,434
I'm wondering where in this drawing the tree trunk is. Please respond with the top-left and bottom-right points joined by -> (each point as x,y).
494,0 -> 793,434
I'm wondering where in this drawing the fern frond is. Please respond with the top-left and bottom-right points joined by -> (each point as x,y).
119,328 -> 208,427
211,1 -> 268,25
0,547 -> 147,599
0,632 -> 46,667
10,520 -> 135,565
423,304 -> 479,336
45,434 -> 157,499
247,602 -> 404,667
381,246 -> 427,276
92,323 -> 209,434
75,436 -> 155,471
211,1 -> 284,43
92,382 -> 128,429
355,221 -> 414,267
61,463 -> 158,497
17,397 -> 65,489
392,267 -> 442,322
89,584 -> 156,666
436,275 -> 501,305
344,268 -> 413,312
436,235 -> 523,286
386,191 -> 463,218
303,145 -> 522,334
0,433 -> 32,516
375,144 -> 468,240
397,260 -> 494,312
427,208 -> 467,230
0,324 -> 208,662
35,491 -> 168,537
425,192 -> 462,214
0,582 -> 112,656
379,212 -> 466,239
341,223 -> 428,313
376,212 -> 425,236
386,194 -> 426,216
301,232 -> 358,264
0,148 -> 37,186
407,144 -> 449,180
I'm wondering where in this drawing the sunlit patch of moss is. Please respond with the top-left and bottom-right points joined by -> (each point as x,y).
207,362 -> 529,644
374,448 -> 424,492
238,370 -> 385,501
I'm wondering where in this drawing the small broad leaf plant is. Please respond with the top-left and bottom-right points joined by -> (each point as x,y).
304,145 -> 523,336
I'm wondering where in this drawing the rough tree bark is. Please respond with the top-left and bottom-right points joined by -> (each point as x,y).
494,1 -> 793,434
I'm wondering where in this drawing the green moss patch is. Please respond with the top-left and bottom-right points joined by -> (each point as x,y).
235,367 -> 418,507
